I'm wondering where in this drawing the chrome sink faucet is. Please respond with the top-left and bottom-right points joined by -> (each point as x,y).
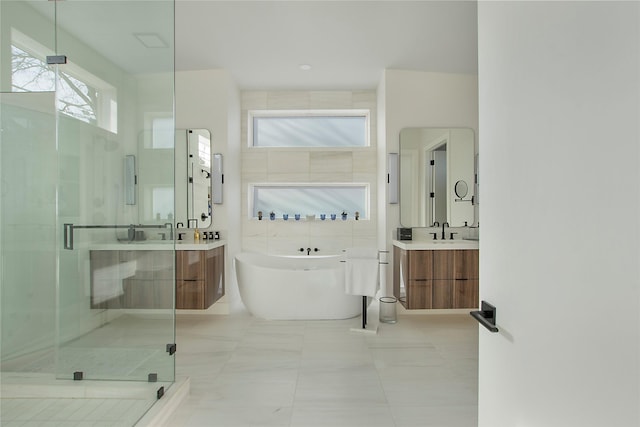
441,222 -> 449,240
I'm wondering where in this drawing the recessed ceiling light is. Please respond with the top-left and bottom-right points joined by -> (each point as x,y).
299,64 -> 312,71
134,33 -> 168,48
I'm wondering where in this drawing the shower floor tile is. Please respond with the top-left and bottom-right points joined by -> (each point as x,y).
0,375 -> 164,426
1,314 -> 176,427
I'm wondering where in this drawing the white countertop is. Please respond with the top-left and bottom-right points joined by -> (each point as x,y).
90,239 -> 226,251
392,239 -> 479,250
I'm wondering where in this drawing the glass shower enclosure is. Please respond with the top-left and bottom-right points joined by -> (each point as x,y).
1,1 -> 176,425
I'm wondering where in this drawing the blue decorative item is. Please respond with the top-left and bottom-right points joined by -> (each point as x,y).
330,214 -> 337,221
320,214 -> 326,220
295,214 -> 301,221
283,214 -> 289,220
341,211 -> 348,220
269,211 -> 275,220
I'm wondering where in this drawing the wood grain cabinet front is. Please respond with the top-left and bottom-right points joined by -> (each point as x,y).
90,245 -> 225,310
394,248 -> 478,310
176,246 -> 225,309
90,250 -> 174,309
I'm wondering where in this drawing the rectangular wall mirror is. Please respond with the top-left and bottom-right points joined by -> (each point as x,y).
399,127 -> 475,227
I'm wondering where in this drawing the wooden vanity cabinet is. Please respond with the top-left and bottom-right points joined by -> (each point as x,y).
452,249 -> 479,308
392,248 -> 433,309
394,247 -> 478,310
90,250 -> 174,310
176,245 -> 225,309
90,245 -> 225,310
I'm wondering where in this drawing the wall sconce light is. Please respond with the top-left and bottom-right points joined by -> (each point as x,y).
212,153 -> 223,204
124,155 -> 136,205
388,153 -> 398,204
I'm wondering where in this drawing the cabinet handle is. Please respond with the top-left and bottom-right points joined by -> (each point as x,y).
470,300 -> 499,332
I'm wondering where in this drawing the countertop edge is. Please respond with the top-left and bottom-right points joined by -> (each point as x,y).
392,239 -> 479,250
89,240 -> 226,251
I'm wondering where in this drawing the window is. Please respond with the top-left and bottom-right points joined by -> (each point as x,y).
151,116 -> 174,149
251,184 -> 369,220
152,187 -> 174,221
250,110 -> 369,147
11,29 -> 118,133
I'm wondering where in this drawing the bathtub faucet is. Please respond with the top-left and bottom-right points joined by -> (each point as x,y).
299,247 -> 319,256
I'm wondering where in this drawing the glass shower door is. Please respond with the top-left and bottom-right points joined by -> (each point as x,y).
2,0 -> 175,424
0,92 -> 57,378
53,0 -> 176,390
1,1 -> 59,420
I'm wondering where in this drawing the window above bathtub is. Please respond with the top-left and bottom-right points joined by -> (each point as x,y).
249,110 -> 370,148
250,183 -> 369,220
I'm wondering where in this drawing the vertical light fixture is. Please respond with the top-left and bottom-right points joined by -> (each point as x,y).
212,153 -> 223,204
388,153 -> 398,204
124,155 -> 136,205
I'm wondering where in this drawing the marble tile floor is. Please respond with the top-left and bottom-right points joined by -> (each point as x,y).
167,313 -> 478,427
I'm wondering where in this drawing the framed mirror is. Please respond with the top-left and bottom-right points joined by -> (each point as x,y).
399,127 -> 475,227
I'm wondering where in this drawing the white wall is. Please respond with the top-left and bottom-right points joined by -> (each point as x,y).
379,70 -> 478,296
477,2 -> 639,426
240,91 -> 378,256
175,69 -> 241,311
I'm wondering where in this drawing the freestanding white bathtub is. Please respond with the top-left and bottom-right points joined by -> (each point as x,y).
234,252 -> 362,320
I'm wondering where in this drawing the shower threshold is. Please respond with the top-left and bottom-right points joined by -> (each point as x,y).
1,372 -> 173,426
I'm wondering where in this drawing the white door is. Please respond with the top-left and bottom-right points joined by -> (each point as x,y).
477,2 -> 639,426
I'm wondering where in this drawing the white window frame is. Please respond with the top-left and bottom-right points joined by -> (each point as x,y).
249,182 -> 371,220
248,109 -> 371,148
11,29 -> 118,133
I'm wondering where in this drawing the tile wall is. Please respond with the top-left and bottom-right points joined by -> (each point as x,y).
240,91 -> 378,255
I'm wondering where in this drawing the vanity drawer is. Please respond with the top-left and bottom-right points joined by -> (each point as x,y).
176,280 -> 206,309
176,250 -> 205,281
453,279 -> 479,308
406,280 -> 432,309
408,250 -> 433,280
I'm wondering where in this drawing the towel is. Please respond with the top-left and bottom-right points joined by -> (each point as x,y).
344,247 -> 379,297
92,260 -> 136,305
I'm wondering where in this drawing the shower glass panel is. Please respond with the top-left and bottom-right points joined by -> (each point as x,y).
0,92 -> 57,382
54,0 -> 176,390
1,0 -> 175,425
1,0 -> 58,421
